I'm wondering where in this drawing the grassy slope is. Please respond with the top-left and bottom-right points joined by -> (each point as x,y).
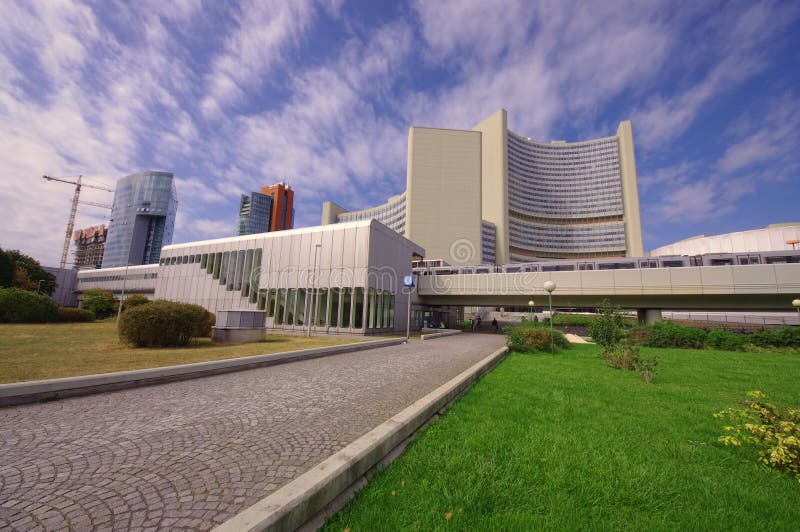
324,344 -> 800,530
0,321 -> 359,383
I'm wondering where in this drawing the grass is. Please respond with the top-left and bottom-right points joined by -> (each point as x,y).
323,344 -> 800,530
0,320 -> 360,383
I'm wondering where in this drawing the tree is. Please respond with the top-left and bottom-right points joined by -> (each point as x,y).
82,289 -> 117,319
0,248 -> 13,288
1,249 -> 56,295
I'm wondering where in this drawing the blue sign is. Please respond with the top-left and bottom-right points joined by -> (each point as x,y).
403,275 -> 416,287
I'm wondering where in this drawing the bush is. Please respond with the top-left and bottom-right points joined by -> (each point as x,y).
506,324 -> 570,353
601,340 -> 658,383
118,300 -> 216,347
121,294 -> 150,312
747,327 -> 800,349
552,314 -> 596,327
639,321 -> 706,349
705,329 -> 746,351
587,299 -> 625,349
714,391 -> 800,483
57,307 -> 94,322
82,288 -> 117,319
0,287 -> 58,323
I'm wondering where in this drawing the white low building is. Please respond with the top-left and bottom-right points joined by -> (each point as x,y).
77,220 -> 423,335
651,223 -> 800,256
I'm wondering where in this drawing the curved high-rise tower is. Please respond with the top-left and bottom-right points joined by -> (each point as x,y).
323,109 -> 643,265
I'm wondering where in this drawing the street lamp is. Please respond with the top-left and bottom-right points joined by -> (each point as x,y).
116,263 -> 130,323
308,244 -> 322,337
544,280 -> 556,355
527,300 -> 535,323
793,299 -> 800,323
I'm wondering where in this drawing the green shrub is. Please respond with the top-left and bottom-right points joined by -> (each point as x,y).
57,307 -> 94,322
121,294 -> 150,312
639,321 -> 706,349
601,340 -> 658,383
0,287 -> 58,323
747,327 -> 800,348
587,299 -> 625,349
551,314 -> 596,327
118,300 -> 216,347
82,288 -> 117,319
714,391 -> 800,483
506,324 -> 570,353
705,329 -> 746,351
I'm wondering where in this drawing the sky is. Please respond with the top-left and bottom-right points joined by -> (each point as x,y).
1,0 -> 799,267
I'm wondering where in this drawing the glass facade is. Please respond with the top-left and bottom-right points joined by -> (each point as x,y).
337,194 -> 406,234
103,171 -> 178,268
506,131 -> 626,260
237,192 -> 273,236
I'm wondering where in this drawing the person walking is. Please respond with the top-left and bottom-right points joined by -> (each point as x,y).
492,317 -> 499,333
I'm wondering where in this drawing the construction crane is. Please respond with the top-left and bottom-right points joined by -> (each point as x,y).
42,175 -> 114,269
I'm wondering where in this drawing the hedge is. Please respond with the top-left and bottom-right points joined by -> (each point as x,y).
506,324 -> 570,353
0,287 -> 58,323
118,300 -> 215,347
57,307 -> 95,322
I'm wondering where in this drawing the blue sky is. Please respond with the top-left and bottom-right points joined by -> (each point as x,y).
1,0 -> 799,266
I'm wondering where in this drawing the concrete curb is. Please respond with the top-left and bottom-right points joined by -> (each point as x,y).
420,329 -> 462,340
214,344 -> 509,532
0,338 -> 404,407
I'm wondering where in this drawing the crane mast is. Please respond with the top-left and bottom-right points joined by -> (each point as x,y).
42,175 -> 113,269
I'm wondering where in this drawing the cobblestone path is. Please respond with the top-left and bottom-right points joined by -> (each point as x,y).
0,334 -> 504,531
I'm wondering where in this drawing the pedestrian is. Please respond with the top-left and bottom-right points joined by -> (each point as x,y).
492,318 -> 499,333
476,316 -> 482,331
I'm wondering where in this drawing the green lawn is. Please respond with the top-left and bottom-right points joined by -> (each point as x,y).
324,344 -> 800,530
0,321 -> 360,383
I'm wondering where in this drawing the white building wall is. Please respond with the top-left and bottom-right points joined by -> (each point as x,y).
651,223 -> 800,256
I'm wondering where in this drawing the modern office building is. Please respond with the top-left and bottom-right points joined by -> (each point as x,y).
78,220 -> 423,335
237,192 -> 273,236
260,183 -> 294,232
650,223 -> 800,256
102,171 -> 178,268
72,224 -> 107,269
322,109 -> 643,265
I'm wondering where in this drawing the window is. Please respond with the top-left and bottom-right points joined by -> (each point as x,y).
286,289 -> 296,325
220,252 -> 230,285
249,249 -> 262,303
341,288 -> 352,328
212,253 -> 221,278
257,289 -> 267,310
353,288 -> 364,329
383,291 -> 391,328
388,294 -> 395,328
316,288 -> 328,326
275,289 -> 286,324
329,288 -> 339,327
267,289 -> 277,317
234,250 -> 246,291
200,253 -> 208,268
296,288 -> 307,326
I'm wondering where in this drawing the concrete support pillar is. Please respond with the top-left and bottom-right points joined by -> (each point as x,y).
637,309 -> 663,325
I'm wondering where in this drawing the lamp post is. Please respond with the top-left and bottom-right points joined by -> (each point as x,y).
308,244 -> 322,337
403,275 -> 416,342
793,299 -> 800,324
116,262 -> 130,323
527,300 -> 535,323
543,280 -> 556,355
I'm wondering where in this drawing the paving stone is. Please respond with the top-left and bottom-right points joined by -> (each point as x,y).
0,334 -> 503,531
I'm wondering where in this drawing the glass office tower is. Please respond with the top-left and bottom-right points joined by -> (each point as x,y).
237,192 -> 273,236
102,171 -> 178,268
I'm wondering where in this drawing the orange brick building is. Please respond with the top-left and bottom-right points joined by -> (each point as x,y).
260,183 -> 294,232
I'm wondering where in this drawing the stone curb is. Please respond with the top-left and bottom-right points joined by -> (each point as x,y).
214,344 -> 509,532
0,338 -> 404,407
420,329 -> 462,340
